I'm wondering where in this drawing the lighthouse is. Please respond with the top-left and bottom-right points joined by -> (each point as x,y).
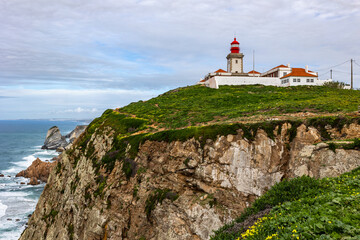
226,38 -> 245,74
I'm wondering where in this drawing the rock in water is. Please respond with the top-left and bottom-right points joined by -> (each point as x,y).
16,158 -> 56,184
42,126 -> 68,150
28,177 -> 39,185
65,125 -> 87,143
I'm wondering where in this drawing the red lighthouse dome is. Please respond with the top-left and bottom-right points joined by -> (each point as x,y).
230,38 -> 240,53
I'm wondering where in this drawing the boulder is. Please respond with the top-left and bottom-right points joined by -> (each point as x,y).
65,125 -> 87,143
42,126 -> 68,150
16,158 -> 56,183
28,177 -> 40,185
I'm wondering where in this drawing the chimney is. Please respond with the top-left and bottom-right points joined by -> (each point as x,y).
287,63 -> 290,68
305,65 -> 308,73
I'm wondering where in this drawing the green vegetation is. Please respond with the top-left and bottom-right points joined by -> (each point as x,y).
323,81 -> 347,89
56,161 -> 62,174
42,209 -> 59,223
73,85 -> 360,175
211,167 -> 360,240
94,175 -> 107,198
121,85 -> 360,128
145,188 -> 179,219
328,142 -> 336,152
133,184 -> 139,198
325,138 -> 360,152
68,224 -> 74,240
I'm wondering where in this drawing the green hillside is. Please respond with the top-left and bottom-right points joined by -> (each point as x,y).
75,84 -> 360,174
211,167 -> 360,240
119,85 -> 360,129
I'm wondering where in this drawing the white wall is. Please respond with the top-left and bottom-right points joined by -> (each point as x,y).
208,76 -> 281,89
282,77 -> 332,86
206,76 -> 333,89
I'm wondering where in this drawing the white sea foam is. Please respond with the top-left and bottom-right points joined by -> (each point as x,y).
34,149 -> 57,156
13,155 -> 36,168
0,191 -> 29,197
3,167 -> 17,174
9,147 -> 58,171
0,201 -> 7,218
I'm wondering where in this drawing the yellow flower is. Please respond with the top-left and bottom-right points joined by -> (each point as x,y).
292,229 -> 297,233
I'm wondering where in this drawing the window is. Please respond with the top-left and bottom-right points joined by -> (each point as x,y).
311,79 -> 314,82
297,79 -> 300,82
235,60 -> 238,64
283,72 -> 287,76
293,79 -> 296,82
306,79 -> 310,82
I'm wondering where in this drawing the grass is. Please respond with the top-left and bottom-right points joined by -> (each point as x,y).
211,167 -> 360,240
120,85 -> 360,129
76,85 -> 360,167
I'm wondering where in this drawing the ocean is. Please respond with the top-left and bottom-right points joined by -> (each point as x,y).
0,120 -> 85,240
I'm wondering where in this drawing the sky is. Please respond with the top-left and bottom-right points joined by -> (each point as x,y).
1,0 -> 360,120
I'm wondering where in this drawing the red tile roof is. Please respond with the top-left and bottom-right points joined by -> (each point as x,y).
248,70 -> 260,74
271,64 -> 289,70
280,68 -> 317,79
214,69 -> 227,73
199,79 -> 206,82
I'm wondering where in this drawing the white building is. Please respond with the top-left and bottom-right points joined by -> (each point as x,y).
199,38 -> 332,89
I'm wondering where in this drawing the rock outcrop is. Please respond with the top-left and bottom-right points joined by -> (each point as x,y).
16,158 -> 56,185
20,122 -> 360,240
42,126 -> 68,150
65,125 -> 87,143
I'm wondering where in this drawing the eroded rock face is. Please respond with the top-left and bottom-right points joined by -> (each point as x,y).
65,125 -> 87,143
20,123 -> 360,240
16,158 -> 56,184
42,126 -> 68,150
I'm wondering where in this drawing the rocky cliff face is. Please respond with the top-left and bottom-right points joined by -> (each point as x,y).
42,126 -> 68,150
20,122 -> 360,240
66,125 -> 88,143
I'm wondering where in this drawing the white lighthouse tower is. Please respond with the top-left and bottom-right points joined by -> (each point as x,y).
226,38 -> 245,74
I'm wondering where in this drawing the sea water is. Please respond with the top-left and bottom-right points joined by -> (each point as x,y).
0,120 -> 85,239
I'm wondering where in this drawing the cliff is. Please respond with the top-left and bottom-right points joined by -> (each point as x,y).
20,116 -> 360,240
19,85 -> 360,240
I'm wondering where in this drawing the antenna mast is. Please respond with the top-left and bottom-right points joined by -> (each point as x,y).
253,50 -> 255,73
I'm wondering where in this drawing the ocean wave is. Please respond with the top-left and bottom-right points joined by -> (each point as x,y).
2,168 -> 18,174
34,149 -> 57,156
0,191 -> 29,197
0,201 -> 7,218
9,147 -> 58,171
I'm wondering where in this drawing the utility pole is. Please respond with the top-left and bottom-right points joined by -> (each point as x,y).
330,69 -> 332,80
351,59 -> 353,90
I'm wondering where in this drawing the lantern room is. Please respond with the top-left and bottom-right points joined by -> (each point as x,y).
230,38 -> 240,53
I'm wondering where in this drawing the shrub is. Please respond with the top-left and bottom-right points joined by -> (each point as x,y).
145,189 -> 179,219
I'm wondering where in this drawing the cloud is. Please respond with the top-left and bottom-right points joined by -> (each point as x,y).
62,107 -> 98,113
0,0 -> 359,119
0,88 -> 164,119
